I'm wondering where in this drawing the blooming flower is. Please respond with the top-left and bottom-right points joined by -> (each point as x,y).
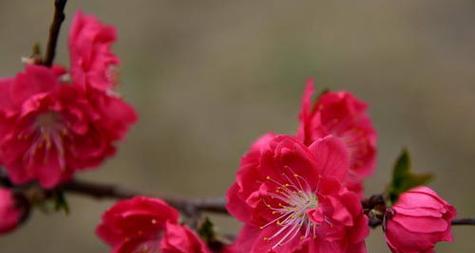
0,64 -> 136,188
69,11 -> 119,91
96,196 -> 211,253
0,187 -> 21,235
384,186 -> 456,253
297,79 -> 377,195
226,134 -> 369,253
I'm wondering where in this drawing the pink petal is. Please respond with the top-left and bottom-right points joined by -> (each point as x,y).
308,135 -> 350,180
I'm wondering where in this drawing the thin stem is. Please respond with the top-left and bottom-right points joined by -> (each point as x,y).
2,171 -> 475,226
62,179 -> 228,215
63,180 -> 475,226
452,218 -> 475,226
43,0 -> 68,67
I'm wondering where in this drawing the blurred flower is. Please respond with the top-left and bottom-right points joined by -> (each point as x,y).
226,134 -> 368,253
385,186 -> 456,253
69,11 -> 119,91
0,65 -> 136,188
297,79 -> 377,196
0,187 -> 21,234
96,196 -> 211,253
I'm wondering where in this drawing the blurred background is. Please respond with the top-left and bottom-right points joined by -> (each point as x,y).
1,0 -> 474,252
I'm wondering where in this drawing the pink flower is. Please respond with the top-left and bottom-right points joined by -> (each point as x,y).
0,65 -> 136,188
297,79 -> 377,195
384,186 -> 456,253
226,134 -> 369,253
96,196 -> 211,253
69,11 -> 119,91
0,187 -> 21,235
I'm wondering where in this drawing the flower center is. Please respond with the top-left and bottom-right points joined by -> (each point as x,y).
260,167 -> 321,249
35,112 -> 59,128
20,111 -> 68,168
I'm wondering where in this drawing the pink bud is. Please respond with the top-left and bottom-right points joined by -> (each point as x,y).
385,186 -> 456,253
0,188 -> 21,235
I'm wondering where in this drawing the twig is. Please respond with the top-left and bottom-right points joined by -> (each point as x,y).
452,218 -> 475,226
62,179 -> 228,215
43,0 -> 68,66
2,172 -> 475,227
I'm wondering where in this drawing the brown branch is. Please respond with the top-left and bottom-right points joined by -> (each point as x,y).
62,179 -> 228,215
452,218 -> 475,226
63,180 -> 475,226
2,171 -> 475,227
43,0 -> 68,67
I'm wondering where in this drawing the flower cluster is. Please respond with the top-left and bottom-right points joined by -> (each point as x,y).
223,80 -> 377,252
224,80 -> 455,253
0,12 -> 136,188
97,196 -> 211,253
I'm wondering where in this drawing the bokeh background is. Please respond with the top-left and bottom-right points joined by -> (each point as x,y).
1,0 -> 474,252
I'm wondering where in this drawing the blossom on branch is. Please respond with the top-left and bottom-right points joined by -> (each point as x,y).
384,186 -> 456,253
0,65 -> 136,188
226,134 -> 369,253
96,196 -> 211,253
0,11 -> 136,189
69,11 -> 120,91
297,79 -> 377,196
0,187 -> 21,235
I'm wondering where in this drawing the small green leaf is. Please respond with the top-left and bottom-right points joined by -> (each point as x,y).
198,217 -> 216,242
197,217 -> 231,252
54,190 -> 70,215
387,149 -> 433,204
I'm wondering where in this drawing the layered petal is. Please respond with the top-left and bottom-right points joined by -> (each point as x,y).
69,11 -> 119,91
97,196 -> 211,253
161,222 -> 211,253
385,187 -> 456,253
0,65 -> 136,188
296,79 -> 377,196
96,196 -> 179,246
226,134 -> 368,253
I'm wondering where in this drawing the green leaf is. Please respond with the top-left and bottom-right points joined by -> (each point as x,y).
54,190 -> 70,215
387,149 -> 433,204
197,217 -> 231,252
198,217 -> 216,242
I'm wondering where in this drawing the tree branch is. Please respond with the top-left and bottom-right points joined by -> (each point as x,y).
452,218 -> 475,226
63,180 -> 475,226
43,0 -> 68,67
2,170 -> 474,226
62,179 -> 228,215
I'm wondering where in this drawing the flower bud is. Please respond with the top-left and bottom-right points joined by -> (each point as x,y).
385,186 -> 456,253
0,188 -> 21,235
